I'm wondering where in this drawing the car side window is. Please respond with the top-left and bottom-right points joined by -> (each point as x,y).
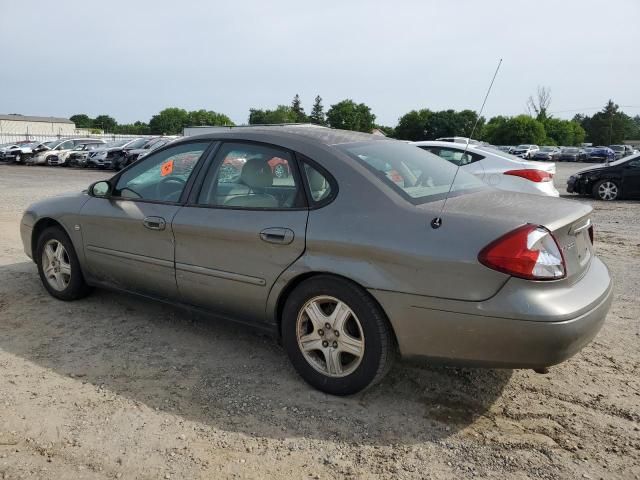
197,142 -> 304,209
303,162 -> 333,204
58,141 -> 74,150
113,142 -> 209,202
628,159 -> 640,168
421,146 -> 483,166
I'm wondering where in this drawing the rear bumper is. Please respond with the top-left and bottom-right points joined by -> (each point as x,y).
370,257 -> 612,368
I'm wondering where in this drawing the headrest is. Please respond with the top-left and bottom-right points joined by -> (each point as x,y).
241,158 -> 273,189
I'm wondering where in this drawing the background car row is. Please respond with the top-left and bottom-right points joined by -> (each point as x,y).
0,136 -> 177,170
496,144 -> 638,162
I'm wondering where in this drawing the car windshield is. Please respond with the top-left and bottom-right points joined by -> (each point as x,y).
607,153 -> 640,166
540,147 -> 555,152
106,140 -> 129,148
563,148 -> 579,153
339,141 -> 485,204
125,138 -> 147,149
610,146 -> 624,151
516,145 -> 531,149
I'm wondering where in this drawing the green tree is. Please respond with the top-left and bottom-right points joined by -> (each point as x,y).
374,125 -> 395,137
395,109 -> 433,140
149,108 -> 189,134
248,105 -> 297,124
326,99 -> 376,132
187,109 -> 234,126
309,95 -> 326,125
570,121 -> 586,146
543,118 -> 575,145
581,100 -> 631,145
395,109 -> 483,141
70,114 -> 93,128
291,94 -> 307,123
482,115 -> 546,145
114,121 -> 151,135
93,115 -> 117,133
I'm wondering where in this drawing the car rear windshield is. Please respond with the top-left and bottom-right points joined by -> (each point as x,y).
126,138 -> 148,149
338,141 -> 485,204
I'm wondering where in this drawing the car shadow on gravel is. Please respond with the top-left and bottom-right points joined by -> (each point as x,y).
0,261 -> 512,446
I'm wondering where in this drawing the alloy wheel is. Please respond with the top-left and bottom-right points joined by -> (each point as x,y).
296,295 -> 365,377
598,181 -> 618,201
41,239 -> 71,291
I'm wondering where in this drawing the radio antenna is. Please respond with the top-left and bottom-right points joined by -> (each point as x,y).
431,58 -> 503,229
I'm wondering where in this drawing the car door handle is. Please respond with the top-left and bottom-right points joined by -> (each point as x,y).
143,216 -> 166,231
259,228 -> 294,245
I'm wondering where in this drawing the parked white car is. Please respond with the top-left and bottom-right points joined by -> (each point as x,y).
30,138 -> 106,165
412,141 -> 558,197
511,144 -> 540,159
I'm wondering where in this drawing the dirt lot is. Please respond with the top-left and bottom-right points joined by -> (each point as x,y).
0,163 -> 638,480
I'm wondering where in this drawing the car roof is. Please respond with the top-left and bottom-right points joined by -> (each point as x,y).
177,125 -> 386,148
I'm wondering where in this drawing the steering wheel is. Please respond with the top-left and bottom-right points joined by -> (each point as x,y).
155,177 -> 185,201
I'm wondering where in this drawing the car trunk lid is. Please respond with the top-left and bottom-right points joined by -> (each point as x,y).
421,189 -> 594,282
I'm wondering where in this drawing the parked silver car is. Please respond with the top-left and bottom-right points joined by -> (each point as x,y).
20,127 -> 612,395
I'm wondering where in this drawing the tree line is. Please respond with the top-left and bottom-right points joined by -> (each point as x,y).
69,89 -> 640,146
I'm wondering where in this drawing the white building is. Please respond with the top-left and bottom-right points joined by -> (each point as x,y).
0,114 -> 78,136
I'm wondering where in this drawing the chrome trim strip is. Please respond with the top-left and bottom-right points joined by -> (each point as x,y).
570,218 -> 591,235
86,245 -> 174,268
176,262 -> 266,286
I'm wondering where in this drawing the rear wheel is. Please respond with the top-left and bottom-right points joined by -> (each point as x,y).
593,180 -> 620,201
282,276 -> 394,395
36,226 -> 92,301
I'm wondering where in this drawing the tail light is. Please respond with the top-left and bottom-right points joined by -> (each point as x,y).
504,169 -> 553,182
478,224 -> 565,280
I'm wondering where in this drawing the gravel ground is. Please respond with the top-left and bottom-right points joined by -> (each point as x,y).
0,163 -> 638,480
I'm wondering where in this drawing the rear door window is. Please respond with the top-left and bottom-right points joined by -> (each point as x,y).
197,142 -> 305,209
419,146 -> 484,166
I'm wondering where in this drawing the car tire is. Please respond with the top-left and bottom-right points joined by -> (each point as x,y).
281,275 -> 395,395
36,226 -> 92,301
593,179 -> 620,201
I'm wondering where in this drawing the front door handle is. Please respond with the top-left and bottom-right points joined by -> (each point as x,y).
259,227 -> 294,245
143,216 -> 166,231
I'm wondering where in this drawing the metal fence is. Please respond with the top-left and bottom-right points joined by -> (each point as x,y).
0,132 -> 156,145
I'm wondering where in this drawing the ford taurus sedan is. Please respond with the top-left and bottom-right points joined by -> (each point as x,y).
20,127 -> 613,395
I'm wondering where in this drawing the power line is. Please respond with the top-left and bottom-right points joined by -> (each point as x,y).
549,105 -> 640,114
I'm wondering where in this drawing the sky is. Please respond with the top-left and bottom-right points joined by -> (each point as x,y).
1,0 -> 638,126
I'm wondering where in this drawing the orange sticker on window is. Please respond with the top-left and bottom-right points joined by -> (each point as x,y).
160,159 -> 174,176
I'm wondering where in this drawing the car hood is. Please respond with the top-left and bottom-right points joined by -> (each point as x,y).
575,163 -> 610,175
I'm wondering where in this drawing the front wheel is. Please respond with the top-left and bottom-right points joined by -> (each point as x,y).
593,179 -> 620,201
36,226 -> 92,301
282,276 -> 395,395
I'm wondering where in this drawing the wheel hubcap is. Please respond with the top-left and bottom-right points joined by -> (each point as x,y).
599,182 -> 618,200
296,296 -> 365,378
42,239 -> 71,291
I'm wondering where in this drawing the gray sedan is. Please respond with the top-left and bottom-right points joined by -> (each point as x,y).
20,127 -> 613,395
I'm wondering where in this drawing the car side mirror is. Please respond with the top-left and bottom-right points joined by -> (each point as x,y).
89,181 -> 112,197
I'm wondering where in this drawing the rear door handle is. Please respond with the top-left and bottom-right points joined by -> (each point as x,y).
143,216 -> 166,231
259,227 -> 294,245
